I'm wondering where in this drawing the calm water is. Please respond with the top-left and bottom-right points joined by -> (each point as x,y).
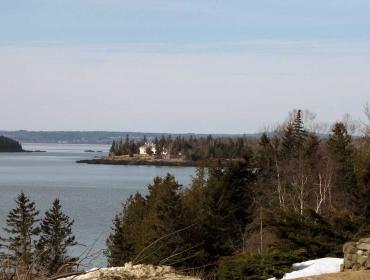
0,143 -> 195,267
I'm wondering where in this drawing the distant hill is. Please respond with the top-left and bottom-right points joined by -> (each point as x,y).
0,135 -> 24,152
0,130 -> 262,144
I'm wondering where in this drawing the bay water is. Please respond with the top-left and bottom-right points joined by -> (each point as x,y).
0,143 -> 195,267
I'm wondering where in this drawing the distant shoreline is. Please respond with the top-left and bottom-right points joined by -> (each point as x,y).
0,150 -> 46,153
0,130 -> 259,145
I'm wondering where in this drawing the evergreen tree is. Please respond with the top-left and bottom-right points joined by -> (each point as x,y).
327,122 -> 358,208
203,156 -> 256,258
181,167 -> 210,267
141,175 -> 188,266
2,192 -> 40,273
361,160 -> 370,221
109,140 -> 116,155
106,213 -> 127,266
124,135 -> 130,155
292,109 -> 306,146
265,208 -> 359,259
302,133 -> 320,167
35,199 -> 77,276
281,123 -> 296,159
256,133 -> 274,181
106,193 -> 146,266
327,122 -> 352,157
282,110 -> 307,159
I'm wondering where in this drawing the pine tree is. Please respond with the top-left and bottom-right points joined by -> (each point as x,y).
35,199 -> 77,276
2,192 -> 40,273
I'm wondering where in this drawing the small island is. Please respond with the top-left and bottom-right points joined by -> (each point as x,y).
0,135 -> 24,152
77,135 -> 249,167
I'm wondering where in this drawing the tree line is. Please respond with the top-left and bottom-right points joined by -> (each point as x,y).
0,193 -> 77,280
106,107 -> 370,279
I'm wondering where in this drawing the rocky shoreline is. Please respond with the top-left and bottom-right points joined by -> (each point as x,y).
76,158 -> 199,167
75,154 -> 235,167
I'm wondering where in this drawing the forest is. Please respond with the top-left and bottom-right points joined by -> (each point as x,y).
106,107 -> 370,279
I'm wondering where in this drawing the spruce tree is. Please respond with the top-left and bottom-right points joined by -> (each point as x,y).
142,175 -> 187,266
292,109 -> 306,145
2,192 -> 40,273
106,213 -> 132,267
110,140 -> 116,155
203,156 -> 256,258
281,123 -> 296,159
106,193 -> 146,267
35,199 -> 77,276
327,122 -> 358,209
282,110 -> 308,159
256,133 -> 274,181
122,135 -> 129,155
362,160 -> 370,221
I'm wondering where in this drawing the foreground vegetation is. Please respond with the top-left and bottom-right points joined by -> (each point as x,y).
1,106 -> 370,280
0,193 -> 77,280
106,107 -> 370,279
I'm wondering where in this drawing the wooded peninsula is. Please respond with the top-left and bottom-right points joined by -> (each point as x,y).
77,134 -> 255,166
0,135 -> 24,152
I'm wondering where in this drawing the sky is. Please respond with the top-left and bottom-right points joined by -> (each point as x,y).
1,0 -> 370,133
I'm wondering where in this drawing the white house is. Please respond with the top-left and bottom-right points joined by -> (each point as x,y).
139,143 -> 156,155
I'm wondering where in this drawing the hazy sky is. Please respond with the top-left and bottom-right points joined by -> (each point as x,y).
1,1 -> 370,133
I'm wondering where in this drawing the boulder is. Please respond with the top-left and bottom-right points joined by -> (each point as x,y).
343,237 -> 370,271
343,242 -> 357,254
359,238 -> 370,243
357,243 -> 370,251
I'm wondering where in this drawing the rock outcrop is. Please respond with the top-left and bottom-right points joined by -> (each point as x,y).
57,263 -> 201,280
342,238 -> 370,271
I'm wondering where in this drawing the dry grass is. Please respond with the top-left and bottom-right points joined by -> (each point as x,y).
294,271 -> 370,280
